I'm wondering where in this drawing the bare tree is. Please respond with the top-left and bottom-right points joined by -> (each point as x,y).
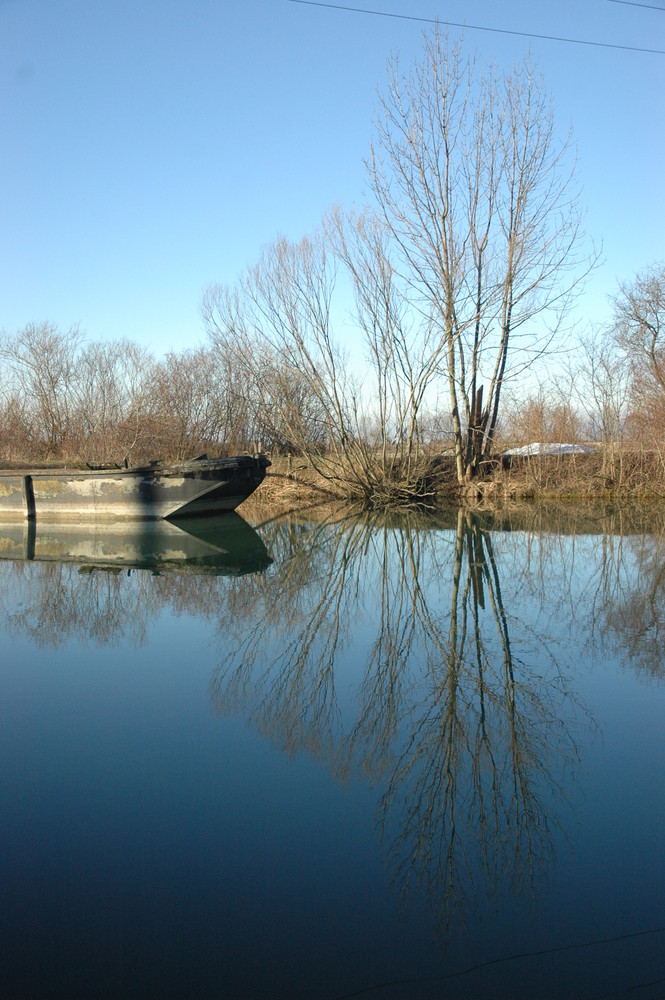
575,330 -> 630,479
203,235 -> 367,493
367,29 -> 595,483
0,372 -> 32,460
71,339 -> 154,465
612,264 -> 665,457
202,29 -> 594,503
205,228 -> 452,504
203,269 -> 330,457
148,346 -> 226,460
0,322 -> 83,455
613,263 -> 665,397
327,206 -> 449,482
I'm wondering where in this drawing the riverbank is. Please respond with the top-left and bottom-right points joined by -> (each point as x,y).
243,450 -> 665,517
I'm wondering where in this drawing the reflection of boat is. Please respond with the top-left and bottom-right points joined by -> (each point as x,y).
0,514 -> 272,576
0,454 -> 270,521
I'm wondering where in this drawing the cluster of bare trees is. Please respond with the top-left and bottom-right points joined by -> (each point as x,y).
583,264 -> 665,481
201,31 -> 592,501
2,28 -> 661,500
5,252 -> 659,482
498,261 -> 665,486
0,322 -> 259,465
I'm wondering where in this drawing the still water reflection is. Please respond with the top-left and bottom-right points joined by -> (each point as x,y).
1,507 -> 665,999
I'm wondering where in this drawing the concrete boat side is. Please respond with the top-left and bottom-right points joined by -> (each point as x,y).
0,456 -> 269,521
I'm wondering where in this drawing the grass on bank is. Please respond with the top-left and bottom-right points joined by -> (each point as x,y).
244,448 -> 665,518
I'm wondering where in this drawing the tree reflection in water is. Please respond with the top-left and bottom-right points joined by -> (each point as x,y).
509,505 -> 665,677
0,514 -> 272,649
8,506 -> 665,937
376,511 -> 584,935
210,508 -> 587,937
595,513 -> 665,676
609,556 -> 665,672
0,560 -> 157,648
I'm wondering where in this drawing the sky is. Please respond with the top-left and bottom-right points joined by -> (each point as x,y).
1,0 -> 664,358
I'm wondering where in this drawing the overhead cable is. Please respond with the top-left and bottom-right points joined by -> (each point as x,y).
607,0 -> 665,11
288,0 -> 665,55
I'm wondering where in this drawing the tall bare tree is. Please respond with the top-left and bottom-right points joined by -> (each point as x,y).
327,206 -> 447,482
203,236 -> 361,488
203,29 -> 594,502
367,30 -> 595,482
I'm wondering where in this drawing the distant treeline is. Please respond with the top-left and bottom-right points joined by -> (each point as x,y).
0,323 -> 267,468
1,290 -> 665,502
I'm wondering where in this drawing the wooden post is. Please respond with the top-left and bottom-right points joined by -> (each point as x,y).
22,475 -> 36,520
23,518 -> 36,560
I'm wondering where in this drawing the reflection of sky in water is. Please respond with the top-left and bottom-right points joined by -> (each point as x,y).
1,512 -> 665,999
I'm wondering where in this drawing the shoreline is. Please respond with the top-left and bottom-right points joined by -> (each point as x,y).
244,451 -> 665,515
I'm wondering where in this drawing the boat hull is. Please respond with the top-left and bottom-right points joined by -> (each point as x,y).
0,455 -> 270,521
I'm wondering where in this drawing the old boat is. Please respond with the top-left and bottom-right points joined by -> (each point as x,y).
0,454 -> 270,522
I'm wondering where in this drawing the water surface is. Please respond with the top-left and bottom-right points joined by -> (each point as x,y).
2,506 -> 665,999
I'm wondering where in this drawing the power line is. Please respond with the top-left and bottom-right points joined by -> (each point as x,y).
333,926 -> 665,1000
607,0 -> 665,11
288,0 -> 665,55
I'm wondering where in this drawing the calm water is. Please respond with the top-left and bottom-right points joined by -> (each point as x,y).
1,507 -> 665,999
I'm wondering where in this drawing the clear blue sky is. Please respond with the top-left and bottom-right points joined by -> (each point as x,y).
1,0 -> 663,357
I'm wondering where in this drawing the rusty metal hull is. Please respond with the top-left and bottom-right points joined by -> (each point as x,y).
0,455 -> 270,521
